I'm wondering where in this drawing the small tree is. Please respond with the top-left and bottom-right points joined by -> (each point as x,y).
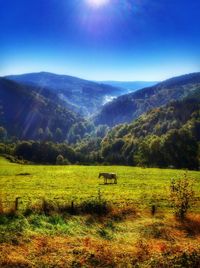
170,174 -> 194,220
56,154 -> 64,165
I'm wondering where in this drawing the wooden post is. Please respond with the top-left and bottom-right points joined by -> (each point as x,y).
151,205 -> 156,216
15,197 -> 21,211
71,201 -> 74,214
98,189 -> 101,202
0,196 -> 3,214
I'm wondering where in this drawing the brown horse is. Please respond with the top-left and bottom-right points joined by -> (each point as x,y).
98,172 -> 117,184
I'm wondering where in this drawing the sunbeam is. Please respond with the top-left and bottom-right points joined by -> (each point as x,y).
86,0 -> 110,8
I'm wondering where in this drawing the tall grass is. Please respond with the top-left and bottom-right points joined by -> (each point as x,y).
24,197 -> 112,217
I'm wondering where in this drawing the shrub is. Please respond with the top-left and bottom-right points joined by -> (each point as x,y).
170,174 -> 195,219
56,155 -> 70,165
56,154 -> 64,165
80,199 -> 111,216
41,198 -> 58,215
80,189 -> 111,216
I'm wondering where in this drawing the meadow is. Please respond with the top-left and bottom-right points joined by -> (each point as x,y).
0,157 -> 200,267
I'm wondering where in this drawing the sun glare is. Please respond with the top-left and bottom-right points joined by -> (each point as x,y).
86,0 -> 109,8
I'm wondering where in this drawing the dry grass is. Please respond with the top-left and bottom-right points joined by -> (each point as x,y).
0,233 -> 199,268
0,210 -> 199,267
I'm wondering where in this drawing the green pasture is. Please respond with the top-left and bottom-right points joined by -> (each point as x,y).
0,157 -> 199,211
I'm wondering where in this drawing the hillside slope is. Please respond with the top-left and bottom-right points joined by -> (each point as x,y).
94,72 -> 200,126
6,72 -> 125,116
0,78 -> 84,140
100,90 -> 200,168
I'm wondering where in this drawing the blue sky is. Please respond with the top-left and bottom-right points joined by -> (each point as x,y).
1,0 -> 200,81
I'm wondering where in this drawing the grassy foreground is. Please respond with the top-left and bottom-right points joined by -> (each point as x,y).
0,157 -> 200,210
0,157 -> 200,267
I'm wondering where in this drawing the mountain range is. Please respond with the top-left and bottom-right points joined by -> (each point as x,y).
6,72 -> 127,117
0,71 -> 200,142
94,72 -> 200,126
99,81 -> 158,92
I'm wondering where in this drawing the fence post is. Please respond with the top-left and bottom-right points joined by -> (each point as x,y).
15,197 -> 21,211
151,205 -> 156,216
98,188 -> 102,202
71,201 -> 74,214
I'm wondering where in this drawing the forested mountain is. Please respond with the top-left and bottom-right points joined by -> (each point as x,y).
0,78 -> 92,141
100,81 -> 158,92
6,72 -> 125,116
94,72 -> 200,126
99,90 -> 200,169
1,73 -> 200,169
4,86 -> 199,168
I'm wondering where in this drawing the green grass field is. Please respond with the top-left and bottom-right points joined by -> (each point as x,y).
0,157 -> 200,210
0,157 -> 200,267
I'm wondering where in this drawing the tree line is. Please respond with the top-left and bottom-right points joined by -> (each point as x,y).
0,98 -> 199,170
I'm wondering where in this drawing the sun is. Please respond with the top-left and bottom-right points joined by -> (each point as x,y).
86,0 -> 110,8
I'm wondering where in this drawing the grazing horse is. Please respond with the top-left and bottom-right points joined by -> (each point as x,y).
98,172 -> 117,184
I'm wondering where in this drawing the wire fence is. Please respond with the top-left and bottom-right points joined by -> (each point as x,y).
1,178 -> 200,213
1,194 -> 200,213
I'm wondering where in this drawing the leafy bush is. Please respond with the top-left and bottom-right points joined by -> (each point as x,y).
56,154 -> 64,165
170,174 -> 195,219
80,199 -> 111,216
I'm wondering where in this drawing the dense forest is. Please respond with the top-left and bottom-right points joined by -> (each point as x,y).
0,72 -> 200,170
99,96 -> 200,169
1,91 -> 199,169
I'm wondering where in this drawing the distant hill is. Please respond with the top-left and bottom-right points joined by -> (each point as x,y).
94,73 -> 200,126
111,91 -> 200,139
0,77 -> 85,140
6,72 -> 126,116
100,81 -> 158,92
